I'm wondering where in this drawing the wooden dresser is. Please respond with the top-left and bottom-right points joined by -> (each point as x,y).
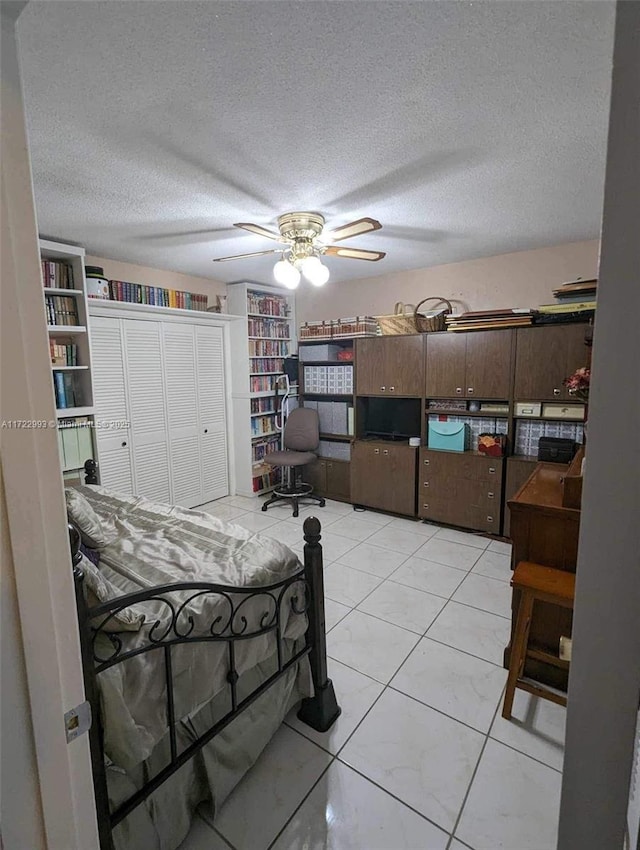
506,460 -> 582,690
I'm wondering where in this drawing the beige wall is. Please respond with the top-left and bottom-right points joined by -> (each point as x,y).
296,239 -> 600,323
85,254 -> 227,307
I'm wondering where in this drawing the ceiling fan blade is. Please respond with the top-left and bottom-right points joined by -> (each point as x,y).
234,222 -> 283,241
212,249 -> 279,263
327,217 -> 382,243
324,246 -> 386,262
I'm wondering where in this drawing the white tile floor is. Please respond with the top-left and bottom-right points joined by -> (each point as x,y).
179,498 -> 566,850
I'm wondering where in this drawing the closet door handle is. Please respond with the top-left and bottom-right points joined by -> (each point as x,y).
204,428 -> 208,434
121,441 -> 127,447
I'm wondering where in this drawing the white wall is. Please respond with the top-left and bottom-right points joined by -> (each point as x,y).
296,238 -> 599,323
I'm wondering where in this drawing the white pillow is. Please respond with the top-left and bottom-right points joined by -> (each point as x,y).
65,487 -> 116,550
79,554 -> 144,632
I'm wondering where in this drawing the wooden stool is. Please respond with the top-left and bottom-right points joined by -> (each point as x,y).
502,561 -> 576,720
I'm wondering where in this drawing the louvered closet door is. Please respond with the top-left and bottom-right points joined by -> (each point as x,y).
122,319 -> 171,503
195,325 -> 229,502
91,317 -> 133,492
161,323 -> 203,508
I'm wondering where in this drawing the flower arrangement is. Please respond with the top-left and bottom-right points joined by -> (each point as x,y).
563,366 -> 590,402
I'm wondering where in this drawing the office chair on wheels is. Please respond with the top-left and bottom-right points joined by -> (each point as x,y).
261,407 -> 325,518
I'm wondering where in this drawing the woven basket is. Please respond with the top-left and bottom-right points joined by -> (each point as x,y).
376,302 -> 418,335
414,297 -> 453,333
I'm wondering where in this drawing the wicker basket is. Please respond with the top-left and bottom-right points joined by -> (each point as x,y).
414,297 -> 453,333
376,302 -> 419,335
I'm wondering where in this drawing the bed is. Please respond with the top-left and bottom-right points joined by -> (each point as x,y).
67,484 -> 339,850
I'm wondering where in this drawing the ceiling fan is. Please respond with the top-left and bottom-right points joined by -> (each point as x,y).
212,212 -> 385,288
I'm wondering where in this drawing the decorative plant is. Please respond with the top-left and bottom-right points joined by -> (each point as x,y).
563,366 -> 590,402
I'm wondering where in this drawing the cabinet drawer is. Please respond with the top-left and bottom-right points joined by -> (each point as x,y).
421,475 -> 502,505
420,449 -> 503,482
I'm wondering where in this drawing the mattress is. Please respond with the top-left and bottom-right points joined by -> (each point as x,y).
75,485 -> 311,770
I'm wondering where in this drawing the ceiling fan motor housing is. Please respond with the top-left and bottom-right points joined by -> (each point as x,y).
277,212 -> 325,242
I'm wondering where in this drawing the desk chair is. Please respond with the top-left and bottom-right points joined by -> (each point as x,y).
261,407 -> 326,518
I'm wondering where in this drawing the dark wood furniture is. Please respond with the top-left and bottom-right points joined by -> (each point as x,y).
504,456 -> 538,537
425,329 -> 513,399
506,462 -> 581,689
502,561 -> 575,719
513,324 -> 589,401
418,448 -> 503,533
351,440 -> 417,516
304,457 -> 351,502
356,335 -> 424,396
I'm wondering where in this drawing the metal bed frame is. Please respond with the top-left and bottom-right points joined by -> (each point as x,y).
70,514 -> 340,850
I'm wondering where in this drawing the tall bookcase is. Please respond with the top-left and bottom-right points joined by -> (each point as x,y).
227,282 -> 297,497
40,238 -> 97,483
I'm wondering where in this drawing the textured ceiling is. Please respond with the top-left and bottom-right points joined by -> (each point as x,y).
17,1 -> 614,284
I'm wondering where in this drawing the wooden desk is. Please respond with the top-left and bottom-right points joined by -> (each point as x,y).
506,462 -> 581,690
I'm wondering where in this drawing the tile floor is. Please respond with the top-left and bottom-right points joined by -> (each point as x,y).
179,497 -> 566,850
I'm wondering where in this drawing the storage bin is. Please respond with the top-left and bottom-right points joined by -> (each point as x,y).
428,421 -> 470,452
299,344 -> 341,362
515,402 -> 542,417
542,403 -> 585,420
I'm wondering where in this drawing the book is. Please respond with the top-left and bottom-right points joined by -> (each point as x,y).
54,371 -> 66,408
538,301 -> 596,314
552,280 -> 597,297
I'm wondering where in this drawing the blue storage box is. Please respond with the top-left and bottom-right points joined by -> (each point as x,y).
428,421 -> 470,452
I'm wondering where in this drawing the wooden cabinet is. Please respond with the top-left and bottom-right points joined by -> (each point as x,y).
351,440 -> 417,516
418,449 -> 503,533
356,336 -> 424,397
514,324 -> 589,401
304,458 -> 351,502
503,456 -> 537,537
425,330 -> 513,399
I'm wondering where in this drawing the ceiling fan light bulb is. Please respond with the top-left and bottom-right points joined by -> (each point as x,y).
273,259 -> 300,289
307,261 -> 330,287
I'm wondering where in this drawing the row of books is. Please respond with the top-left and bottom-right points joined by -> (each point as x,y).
106,281 -> 209,310
251,415 -> 278,438
250,357 -> 285,374
251,465 -> 282,493
538,278 -> 597,315
42,259 -> 74,289
248,339 -> 290,357
251,396 -> 275,414
247,291 -> 288,317
251,375 -> 278,392
45,294 -> 79,326
251,434 -> 281,463
50,341 -> 78,366
247,317 -> 291,338
53,372 -> 82,409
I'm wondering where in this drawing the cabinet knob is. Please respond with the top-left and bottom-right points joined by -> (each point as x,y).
423,503 -> 429,510
389,386 -> 395,392
374,448 -> 380,454
423,481 -> 430,487
467,387 -> 474,395
553,388 -> 561,396
486,516 -> 494,523
455,387 -> 462,394
380,386 -> 386,392
489,467 -> 496,474
121,441 -> 127,447
423,459 -> 430,465
328,463 -> 333,469
383,449 -> 389,455
487,491 -> 495,499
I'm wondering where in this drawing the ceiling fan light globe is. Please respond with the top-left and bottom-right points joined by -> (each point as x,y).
305,261 -> 330,287
273,259 -> 300,289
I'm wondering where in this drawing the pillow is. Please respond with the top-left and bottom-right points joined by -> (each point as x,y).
65,487 -> 116,550
78,554 -> 145,632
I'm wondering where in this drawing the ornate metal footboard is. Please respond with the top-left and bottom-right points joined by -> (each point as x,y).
70,516 -> 340,850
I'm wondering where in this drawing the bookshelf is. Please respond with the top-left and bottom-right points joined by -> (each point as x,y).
40,239 -> 97,483
227,283 -> 297,497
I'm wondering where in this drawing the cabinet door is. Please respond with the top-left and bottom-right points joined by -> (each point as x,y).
123,320 -> 171,504
326,460 -> 351,501
514,326 -> 588,401
355,338 -> 387,395
425,333 -> 466,398
383,336 -> 424,396
91,317 -> 133,491
196,325 -> 229,503
380,445 -> 417,515
465,330 -> 513,399
162,323 -> 202,507
351,442 -> 384,508
305,459 -> 328,495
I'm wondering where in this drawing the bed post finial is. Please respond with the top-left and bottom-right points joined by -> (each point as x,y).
297,516 -> 341,732
84,458 -> 99,485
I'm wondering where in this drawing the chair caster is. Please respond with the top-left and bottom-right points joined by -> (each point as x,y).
319,499 -> 326,507
261,503 -> 268,512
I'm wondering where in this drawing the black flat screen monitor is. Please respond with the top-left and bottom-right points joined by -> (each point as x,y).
364,397 -> 421,440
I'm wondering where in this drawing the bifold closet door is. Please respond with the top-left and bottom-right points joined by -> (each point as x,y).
122,319 -> 171,503
195,325 -> 229,503
162,323 -> 203,507
91,317 -> 133,492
